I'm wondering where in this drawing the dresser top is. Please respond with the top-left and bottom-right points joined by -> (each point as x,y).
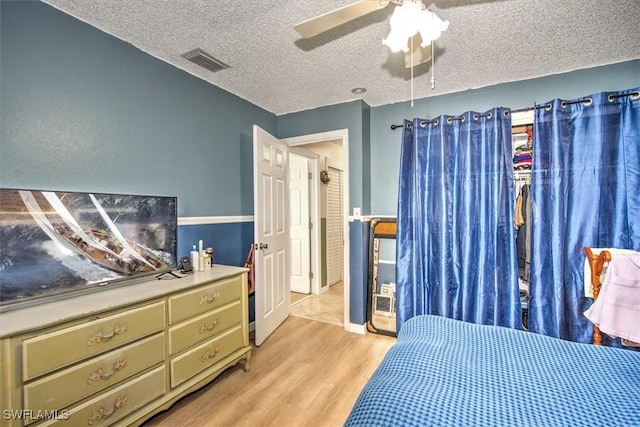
0,265 -> 248,337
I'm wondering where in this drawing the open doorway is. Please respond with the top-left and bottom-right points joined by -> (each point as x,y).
282,130 -> 349,330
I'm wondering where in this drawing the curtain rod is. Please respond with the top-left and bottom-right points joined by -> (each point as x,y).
390,90 -> 640,130
390,107 -> 541,130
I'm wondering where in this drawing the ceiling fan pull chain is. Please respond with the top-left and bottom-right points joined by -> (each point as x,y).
431,41 -> 436,90
411,36 -> 415,107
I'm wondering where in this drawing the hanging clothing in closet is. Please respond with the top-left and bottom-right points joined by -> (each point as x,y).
515,184 -> 531,281
514,124 -> 533,283
513,126 -> 533,170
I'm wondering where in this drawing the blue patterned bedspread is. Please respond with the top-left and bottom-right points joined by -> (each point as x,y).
345,315 -> 640,427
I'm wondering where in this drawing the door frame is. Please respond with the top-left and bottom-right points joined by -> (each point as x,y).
282,129 -> 350,331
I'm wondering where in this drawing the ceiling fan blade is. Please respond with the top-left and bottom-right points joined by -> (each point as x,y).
404,35 -> 432,68
294,0 -> 390,38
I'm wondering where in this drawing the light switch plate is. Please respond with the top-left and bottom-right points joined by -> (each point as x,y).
353,207 -> 361,218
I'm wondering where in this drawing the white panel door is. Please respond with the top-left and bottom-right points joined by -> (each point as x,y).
253,125 -> 290,346
326,165 -> 344,286
289,153 -> 311,294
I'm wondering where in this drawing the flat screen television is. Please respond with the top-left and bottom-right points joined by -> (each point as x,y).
0,189 -> 178,308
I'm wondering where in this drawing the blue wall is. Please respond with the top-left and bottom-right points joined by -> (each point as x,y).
178,222 -> 254,269
348,220 -> 369,325
369,61 -> 640,215
0,1 -> 267,320
2,1 -> 639,327
0,1 -> 274,217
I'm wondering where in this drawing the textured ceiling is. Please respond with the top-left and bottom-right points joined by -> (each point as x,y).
43,0 -> 640,115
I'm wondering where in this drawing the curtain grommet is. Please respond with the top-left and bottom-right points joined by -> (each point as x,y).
560,101 -> 567,108
460,115 -> 465,122
472,114 -> 478,121
419,120 -> 427,128
608,94 -> 615,103
583,97 -> 593,107
446,117 -> 453,125
433,119 -> 439,126
504,110 -> 510,117
487,112 -> 492,119
406,122 -> 413,129
545,103 -> 552,111
631,91 -> 640,100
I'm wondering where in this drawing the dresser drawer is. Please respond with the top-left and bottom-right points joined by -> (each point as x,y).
168,276 -> 241,324
170,325 -> 242,388
168,300 -> 241,356
40,366 -> 166,427
24,333 -> 164,415
23,302 -> 165,381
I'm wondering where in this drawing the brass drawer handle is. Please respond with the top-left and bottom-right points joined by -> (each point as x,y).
200,345 -> 222,362
87,359 -> 128,384
88,396 -> 128,425
87,323 -> 128,346
199,318 -> 221,334
199,292 -> 221,305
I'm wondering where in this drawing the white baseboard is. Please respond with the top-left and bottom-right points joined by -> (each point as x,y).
348,323 -> 366,335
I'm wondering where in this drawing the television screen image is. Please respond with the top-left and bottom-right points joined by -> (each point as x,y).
0,189 -> 177,306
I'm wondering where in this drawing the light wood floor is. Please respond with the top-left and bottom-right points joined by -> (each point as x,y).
144,316 -> 396,427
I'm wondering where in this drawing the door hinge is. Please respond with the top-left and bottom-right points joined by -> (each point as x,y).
309,272 -> 314,279
309,221 -> 313,229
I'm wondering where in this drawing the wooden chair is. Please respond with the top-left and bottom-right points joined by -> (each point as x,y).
583,247 -> 611,346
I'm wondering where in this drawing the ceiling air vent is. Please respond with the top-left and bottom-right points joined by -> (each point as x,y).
181,48 -> 230,73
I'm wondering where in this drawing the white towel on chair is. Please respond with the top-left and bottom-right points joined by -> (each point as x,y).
584,253 -> 640,343
583,248 -> 639,298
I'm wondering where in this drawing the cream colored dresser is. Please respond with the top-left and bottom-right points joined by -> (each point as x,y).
0,265 -> 251,427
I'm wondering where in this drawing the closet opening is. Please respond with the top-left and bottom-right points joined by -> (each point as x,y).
511,111 -> 534,330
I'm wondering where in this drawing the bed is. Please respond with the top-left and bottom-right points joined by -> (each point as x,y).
344,315 -> 640,427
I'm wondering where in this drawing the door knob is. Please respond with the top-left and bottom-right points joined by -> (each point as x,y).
259,243 -> 269,250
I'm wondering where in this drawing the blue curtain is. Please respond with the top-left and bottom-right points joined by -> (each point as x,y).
396,109 -> 521,331
529,88 -> 640,344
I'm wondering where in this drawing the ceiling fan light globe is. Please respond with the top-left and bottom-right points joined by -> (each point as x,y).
391,1 -> 422,34
417,11 -> 449,47
402,2 -> 423,33
417,27 -> 441,47
383,33 -> 410,53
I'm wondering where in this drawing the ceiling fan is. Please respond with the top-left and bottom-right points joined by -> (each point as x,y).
294,0 -> 449,69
